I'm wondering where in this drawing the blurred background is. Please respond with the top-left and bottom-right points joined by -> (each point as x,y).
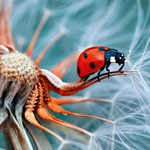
1,0 -> 150,149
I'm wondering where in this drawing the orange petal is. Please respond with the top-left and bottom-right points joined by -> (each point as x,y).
34,29 -> 65,66
51,97 -> 112,105
47,101 -> 114,124
37,107 -> 92,136
50,51 -> 80,78
25,110 -> 65,143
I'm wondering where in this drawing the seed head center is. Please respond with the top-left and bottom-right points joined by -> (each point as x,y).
0,53 -> 37,85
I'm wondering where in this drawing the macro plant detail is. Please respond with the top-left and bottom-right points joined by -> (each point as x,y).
0,0 -> 150,150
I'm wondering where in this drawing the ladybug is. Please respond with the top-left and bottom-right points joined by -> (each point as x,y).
77,46 -> 125,81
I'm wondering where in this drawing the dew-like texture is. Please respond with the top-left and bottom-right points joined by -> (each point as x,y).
0,53 -> 37,85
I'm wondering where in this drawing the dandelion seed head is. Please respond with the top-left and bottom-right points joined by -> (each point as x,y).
0,53 -> 37,85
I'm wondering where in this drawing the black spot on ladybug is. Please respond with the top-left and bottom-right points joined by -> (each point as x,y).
77,66 -> 80,74
90,62 -> 95,68
83,52 -> 88,59
99,47 -> 105,52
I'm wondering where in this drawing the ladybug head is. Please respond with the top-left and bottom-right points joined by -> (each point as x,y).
115,52 -> 125,65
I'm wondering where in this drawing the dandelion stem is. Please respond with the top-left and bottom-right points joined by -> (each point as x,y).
5,0 -> 16,50
84,73 -> 130,87
0,1 -> 7,46
26,10 -> 50,57
83,70 -> 137,85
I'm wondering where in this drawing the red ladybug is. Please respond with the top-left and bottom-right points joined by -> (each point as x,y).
77,46 -> 125,81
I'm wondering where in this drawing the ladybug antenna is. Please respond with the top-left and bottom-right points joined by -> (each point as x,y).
124,52 -> 129,58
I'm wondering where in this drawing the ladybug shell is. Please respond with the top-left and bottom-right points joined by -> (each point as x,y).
77,46 -> 110,78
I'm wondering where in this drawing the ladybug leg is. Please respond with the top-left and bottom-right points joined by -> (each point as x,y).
83,75 -> 90,83
119,61 -> 125,72
97,70 -> 101,82
97,68 -> 103,82
106,68 -> 110,78
106,62 -> 111,78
